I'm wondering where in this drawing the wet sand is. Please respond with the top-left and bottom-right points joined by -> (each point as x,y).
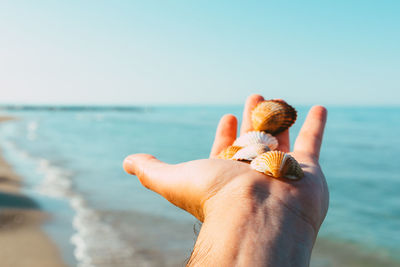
0,117 -> 67,267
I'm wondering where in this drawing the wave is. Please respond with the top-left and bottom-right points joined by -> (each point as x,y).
1,139 -> 150,267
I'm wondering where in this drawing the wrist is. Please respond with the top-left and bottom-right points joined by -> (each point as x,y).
189,178 -> 316,266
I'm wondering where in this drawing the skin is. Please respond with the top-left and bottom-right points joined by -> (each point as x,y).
123,94 -> 328,266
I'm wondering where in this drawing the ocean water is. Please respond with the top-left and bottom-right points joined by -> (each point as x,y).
0,106 -> 399,266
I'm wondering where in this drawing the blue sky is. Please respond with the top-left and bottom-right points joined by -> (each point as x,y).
0,1 -> 399,105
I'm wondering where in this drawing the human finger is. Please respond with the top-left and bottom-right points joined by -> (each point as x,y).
276,129 -> 290,152
124,155 -> 209,221
293,106 -> 327,160
210,114 -> 237,158
240,94 -> 264,135
123,154 -> 180,196
270,99 -> 290,152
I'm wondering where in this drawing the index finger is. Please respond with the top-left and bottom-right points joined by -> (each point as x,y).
210,114 -> 238,158
293,106 -> 327,160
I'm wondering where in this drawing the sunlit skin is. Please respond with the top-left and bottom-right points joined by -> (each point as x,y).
124,94 -> 328,266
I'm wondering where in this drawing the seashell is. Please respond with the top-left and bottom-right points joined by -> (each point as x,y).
217,146 -> 243,160
233,131 -> 278,150
251,100 -> 297,135
232,143 -> 270,161
250,151 -> 304,180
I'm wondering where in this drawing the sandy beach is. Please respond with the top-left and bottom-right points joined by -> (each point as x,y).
0,117 -> 67,267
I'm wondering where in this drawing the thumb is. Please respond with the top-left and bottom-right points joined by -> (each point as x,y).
123,154 -> 176,196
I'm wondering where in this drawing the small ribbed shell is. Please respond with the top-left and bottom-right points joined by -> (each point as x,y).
217,146 -> 243,160
250,151 -> 304,180
251,100 -> 297,135
233,131 -> 278,150
232,144 -> 270,161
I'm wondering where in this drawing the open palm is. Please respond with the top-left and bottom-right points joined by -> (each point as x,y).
123,94 -> 328,236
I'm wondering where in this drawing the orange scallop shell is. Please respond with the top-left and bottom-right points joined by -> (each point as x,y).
251,100 -> 297,135
217,145 -> 243,160
250,151 -> 304,180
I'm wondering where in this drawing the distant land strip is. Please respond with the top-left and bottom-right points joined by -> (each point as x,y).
0,105 -> 147,112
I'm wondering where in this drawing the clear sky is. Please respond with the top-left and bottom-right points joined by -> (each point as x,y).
0,0 -> 399,105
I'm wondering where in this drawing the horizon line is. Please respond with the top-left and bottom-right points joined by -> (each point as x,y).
0,103 -> 399,111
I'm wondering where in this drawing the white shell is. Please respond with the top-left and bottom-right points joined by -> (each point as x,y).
232,143 -> 270,161
233,131 -> 278,150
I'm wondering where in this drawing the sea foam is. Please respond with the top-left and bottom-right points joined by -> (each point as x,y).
1,128 -> 149,267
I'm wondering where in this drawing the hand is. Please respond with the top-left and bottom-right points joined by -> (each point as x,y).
123,94 -> 328,266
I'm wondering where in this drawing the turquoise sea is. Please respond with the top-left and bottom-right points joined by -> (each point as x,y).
0,106 -> 399,266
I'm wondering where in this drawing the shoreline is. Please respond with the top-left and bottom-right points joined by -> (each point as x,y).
0,117 -> 67,267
